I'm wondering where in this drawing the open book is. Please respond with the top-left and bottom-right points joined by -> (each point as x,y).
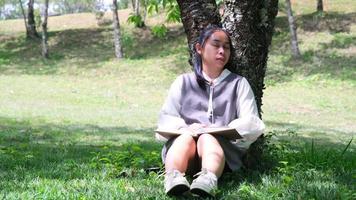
155,127 -> 242,140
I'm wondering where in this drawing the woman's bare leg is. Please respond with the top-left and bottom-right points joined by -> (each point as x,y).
165,134 -> 197,173
196,134 -> 225,177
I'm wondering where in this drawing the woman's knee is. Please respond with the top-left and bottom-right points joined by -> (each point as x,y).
197,134 -> 224,155
177,134 -> 195,143
197,134 -> 220,148
171,134 -> 196,151
197,133 -> 215,142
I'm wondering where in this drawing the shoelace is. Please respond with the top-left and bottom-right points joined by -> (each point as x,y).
193,168 -> 217,186
193,168 -> 208,178
160,169 -> 186,180
154,167 -> 166,180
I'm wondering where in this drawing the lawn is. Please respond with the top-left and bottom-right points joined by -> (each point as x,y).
0,2 -> 355,199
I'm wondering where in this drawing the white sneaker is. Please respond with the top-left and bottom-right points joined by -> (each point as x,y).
190,168 -> 218,197
164,169 -> 190,195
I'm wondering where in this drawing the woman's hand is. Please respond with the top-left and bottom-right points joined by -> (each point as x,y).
188,123 -> 207,131
179,123 -> 208,137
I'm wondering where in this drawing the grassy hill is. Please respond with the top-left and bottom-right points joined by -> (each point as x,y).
0,2 -> 355,200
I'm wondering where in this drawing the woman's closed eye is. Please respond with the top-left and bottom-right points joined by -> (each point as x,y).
212,42 -> 220,48
211,42 -> 230,50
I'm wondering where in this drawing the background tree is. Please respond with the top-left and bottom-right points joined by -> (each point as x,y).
112,0 -> 123,58
41,0 -> 49,58
17,0 -> 39,39
18,0 -> 28,34
317,0 -> 323,12
130,0 -> 135,11
285,0 -> 301,59
127,0 -> 145,27
142,0 -> 147,23
0,0 -> 6,18
135,0 -> 139,16
27,0 -> 40,39
145,0 -> 180,38
1,0 -> 24,19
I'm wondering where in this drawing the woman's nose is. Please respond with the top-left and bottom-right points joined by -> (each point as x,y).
218,47 -> 224,54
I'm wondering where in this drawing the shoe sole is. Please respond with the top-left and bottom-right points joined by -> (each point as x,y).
191,188 -> 214,198
167,184 -> 190,196
190,184 -> 214,198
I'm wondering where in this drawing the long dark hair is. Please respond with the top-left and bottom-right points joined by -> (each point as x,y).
192,24 -> 232,89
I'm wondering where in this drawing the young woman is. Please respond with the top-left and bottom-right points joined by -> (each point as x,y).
156,25 -> 265,197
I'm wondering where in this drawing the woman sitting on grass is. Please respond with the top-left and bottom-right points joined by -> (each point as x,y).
156,25 -> 265,197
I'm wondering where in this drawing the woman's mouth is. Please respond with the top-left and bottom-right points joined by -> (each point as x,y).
216,57 -> 225,62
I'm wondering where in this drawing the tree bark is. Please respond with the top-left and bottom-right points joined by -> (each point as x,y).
317,0 -> 323,12
27,0 -> 40,39
176,0 -> 221,66
112,0 -> 123,59
286,0 -> 301,59
143,0 -> 147,23
18,0 -> 29,35
131,0 -> 135,12
135,0 -> 140,16
41,0 -> 49,58
222,0 -> 279,117
134,0 -> 145,27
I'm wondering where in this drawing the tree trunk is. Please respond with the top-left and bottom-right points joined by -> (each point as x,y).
286,0 -> 301,59
112,0 -> 123,59
143,0 -> 147,23
222,0 -> 279,117
177,0 -> 278,117
41,0 -> 49,58
132,0 -> 145,27
317,0 -> 323,12
27,0 -> 40,39
131,0 -> 135,12
135,0 -> 140,15
18,0 -> 29,35
176,0 -> 221,66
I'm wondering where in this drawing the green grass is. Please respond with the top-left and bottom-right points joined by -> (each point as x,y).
0,2 -> 355,199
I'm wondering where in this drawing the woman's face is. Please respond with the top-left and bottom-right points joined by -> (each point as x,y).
196,30 -> 231,74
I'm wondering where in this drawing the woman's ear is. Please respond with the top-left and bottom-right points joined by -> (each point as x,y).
195,43 -> 202,55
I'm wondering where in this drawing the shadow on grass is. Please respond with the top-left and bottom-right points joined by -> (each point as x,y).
0,28 -> 113,75
218,130 -> 355,199
0,116 -> 354,198
0,116 -> 162,181
0,26 -> 188,75
299,12 -> 356,33
265,120 -> 356,137
215,116 -> 355,198
267,49 -> 356,84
